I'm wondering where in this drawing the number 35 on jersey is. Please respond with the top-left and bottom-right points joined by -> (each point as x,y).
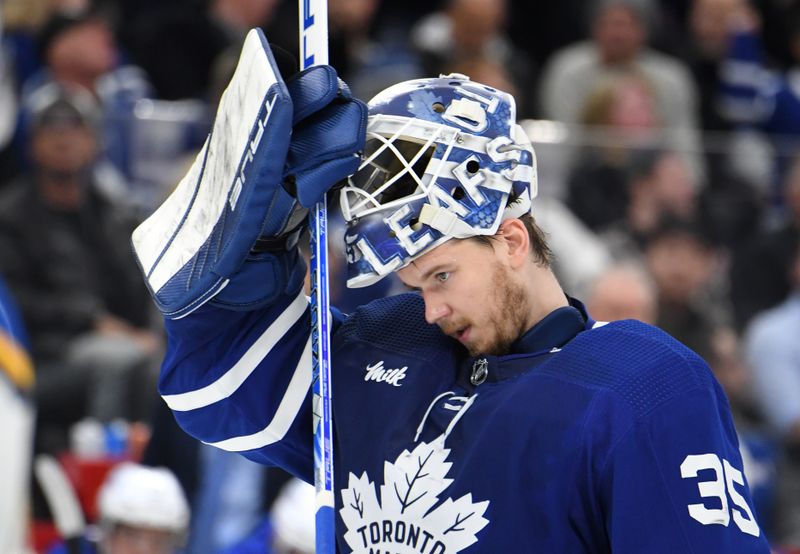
681,453 -> 760,537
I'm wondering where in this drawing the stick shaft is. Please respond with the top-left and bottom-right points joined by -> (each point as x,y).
298,1 -> 335,552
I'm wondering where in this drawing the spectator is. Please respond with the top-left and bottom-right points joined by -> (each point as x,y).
31,7 -> 120,97
585,263 -> 658,323
718,4 -> 798,139
19,5 -> 153,181
600,148 -> 698,261
714,4 -> 800,235
580,70 -> 661,132
643,218 -> 727,355
539,0 -> 703,181
658,1 -> 767,224
410,0 -> 535,117
565,72 -> 665,231
0,85 -> 161,453
715,5 -> 800,193
743,245 -> 800,547
446,55 -> 521,101
685,0 -> 755,133
670,0 -> 768,257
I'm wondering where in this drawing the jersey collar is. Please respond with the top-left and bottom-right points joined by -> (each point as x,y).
510,296 -> 592,355
457,297 -> 594,389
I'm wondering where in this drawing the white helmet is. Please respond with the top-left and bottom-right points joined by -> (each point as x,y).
98,463 -> 189,533
271,479 -> 315,554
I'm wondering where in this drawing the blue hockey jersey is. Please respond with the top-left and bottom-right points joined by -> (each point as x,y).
158,290 -> 770,553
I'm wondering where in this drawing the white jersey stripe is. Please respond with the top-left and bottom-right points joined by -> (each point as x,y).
162,290 -> 309,411
204,336 -> 312,451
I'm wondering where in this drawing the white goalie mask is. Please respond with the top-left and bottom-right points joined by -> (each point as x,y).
340,73 -> 537,288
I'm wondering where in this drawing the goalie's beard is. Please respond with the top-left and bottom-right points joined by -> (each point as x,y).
438,260 -> 530,357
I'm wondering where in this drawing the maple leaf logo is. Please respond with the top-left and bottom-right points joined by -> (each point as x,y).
408,90 -> 444,121
340,435 -> 490,553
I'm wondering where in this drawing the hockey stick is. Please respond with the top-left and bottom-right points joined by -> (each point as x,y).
34,454 -> 86,552
299,1 -> 335,552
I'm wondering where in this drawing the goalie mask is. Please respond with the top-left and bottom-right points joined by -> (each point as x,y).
341,74 -> 537,288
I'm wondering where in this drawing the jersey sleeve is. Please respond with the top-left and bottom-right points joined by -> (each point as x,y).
599,377 -> 771,553
156,289 -> 343,482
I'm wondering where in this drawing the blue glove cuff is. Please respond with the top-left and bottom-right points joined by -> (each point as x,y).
211,249 -> 306,310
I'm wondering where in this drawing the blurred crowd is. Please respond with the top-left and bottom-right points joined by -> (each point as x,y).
2,0 -> 800,552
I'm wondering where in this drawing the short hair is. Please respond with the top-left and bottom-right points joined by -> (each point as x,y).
471,213 -> 554,267
589,0 -> 654,30
36,9 -> 106,62
579,71 -> 657,127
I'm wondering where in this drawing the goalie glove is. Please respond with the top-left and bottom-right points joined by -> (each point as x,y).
131,29 -> 367,318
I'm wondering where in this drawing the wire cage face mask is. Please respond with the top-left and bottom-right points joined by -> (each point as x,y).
341,74 -> 538,288
343,121 -> 445,220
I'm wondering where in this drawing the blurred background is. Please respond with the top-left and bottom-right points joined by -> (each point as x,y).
2,0 -> 800,552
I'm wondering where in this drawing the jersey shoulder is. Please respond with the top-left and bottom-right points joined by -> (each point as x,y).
539,319 -> 717,419
335,293 -> 455,362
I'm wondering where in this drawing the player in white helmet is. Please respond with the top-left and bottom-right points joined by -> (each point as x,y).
96,463 -> 189,554
131,32 -> 770,552
270,478 -> 315,554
